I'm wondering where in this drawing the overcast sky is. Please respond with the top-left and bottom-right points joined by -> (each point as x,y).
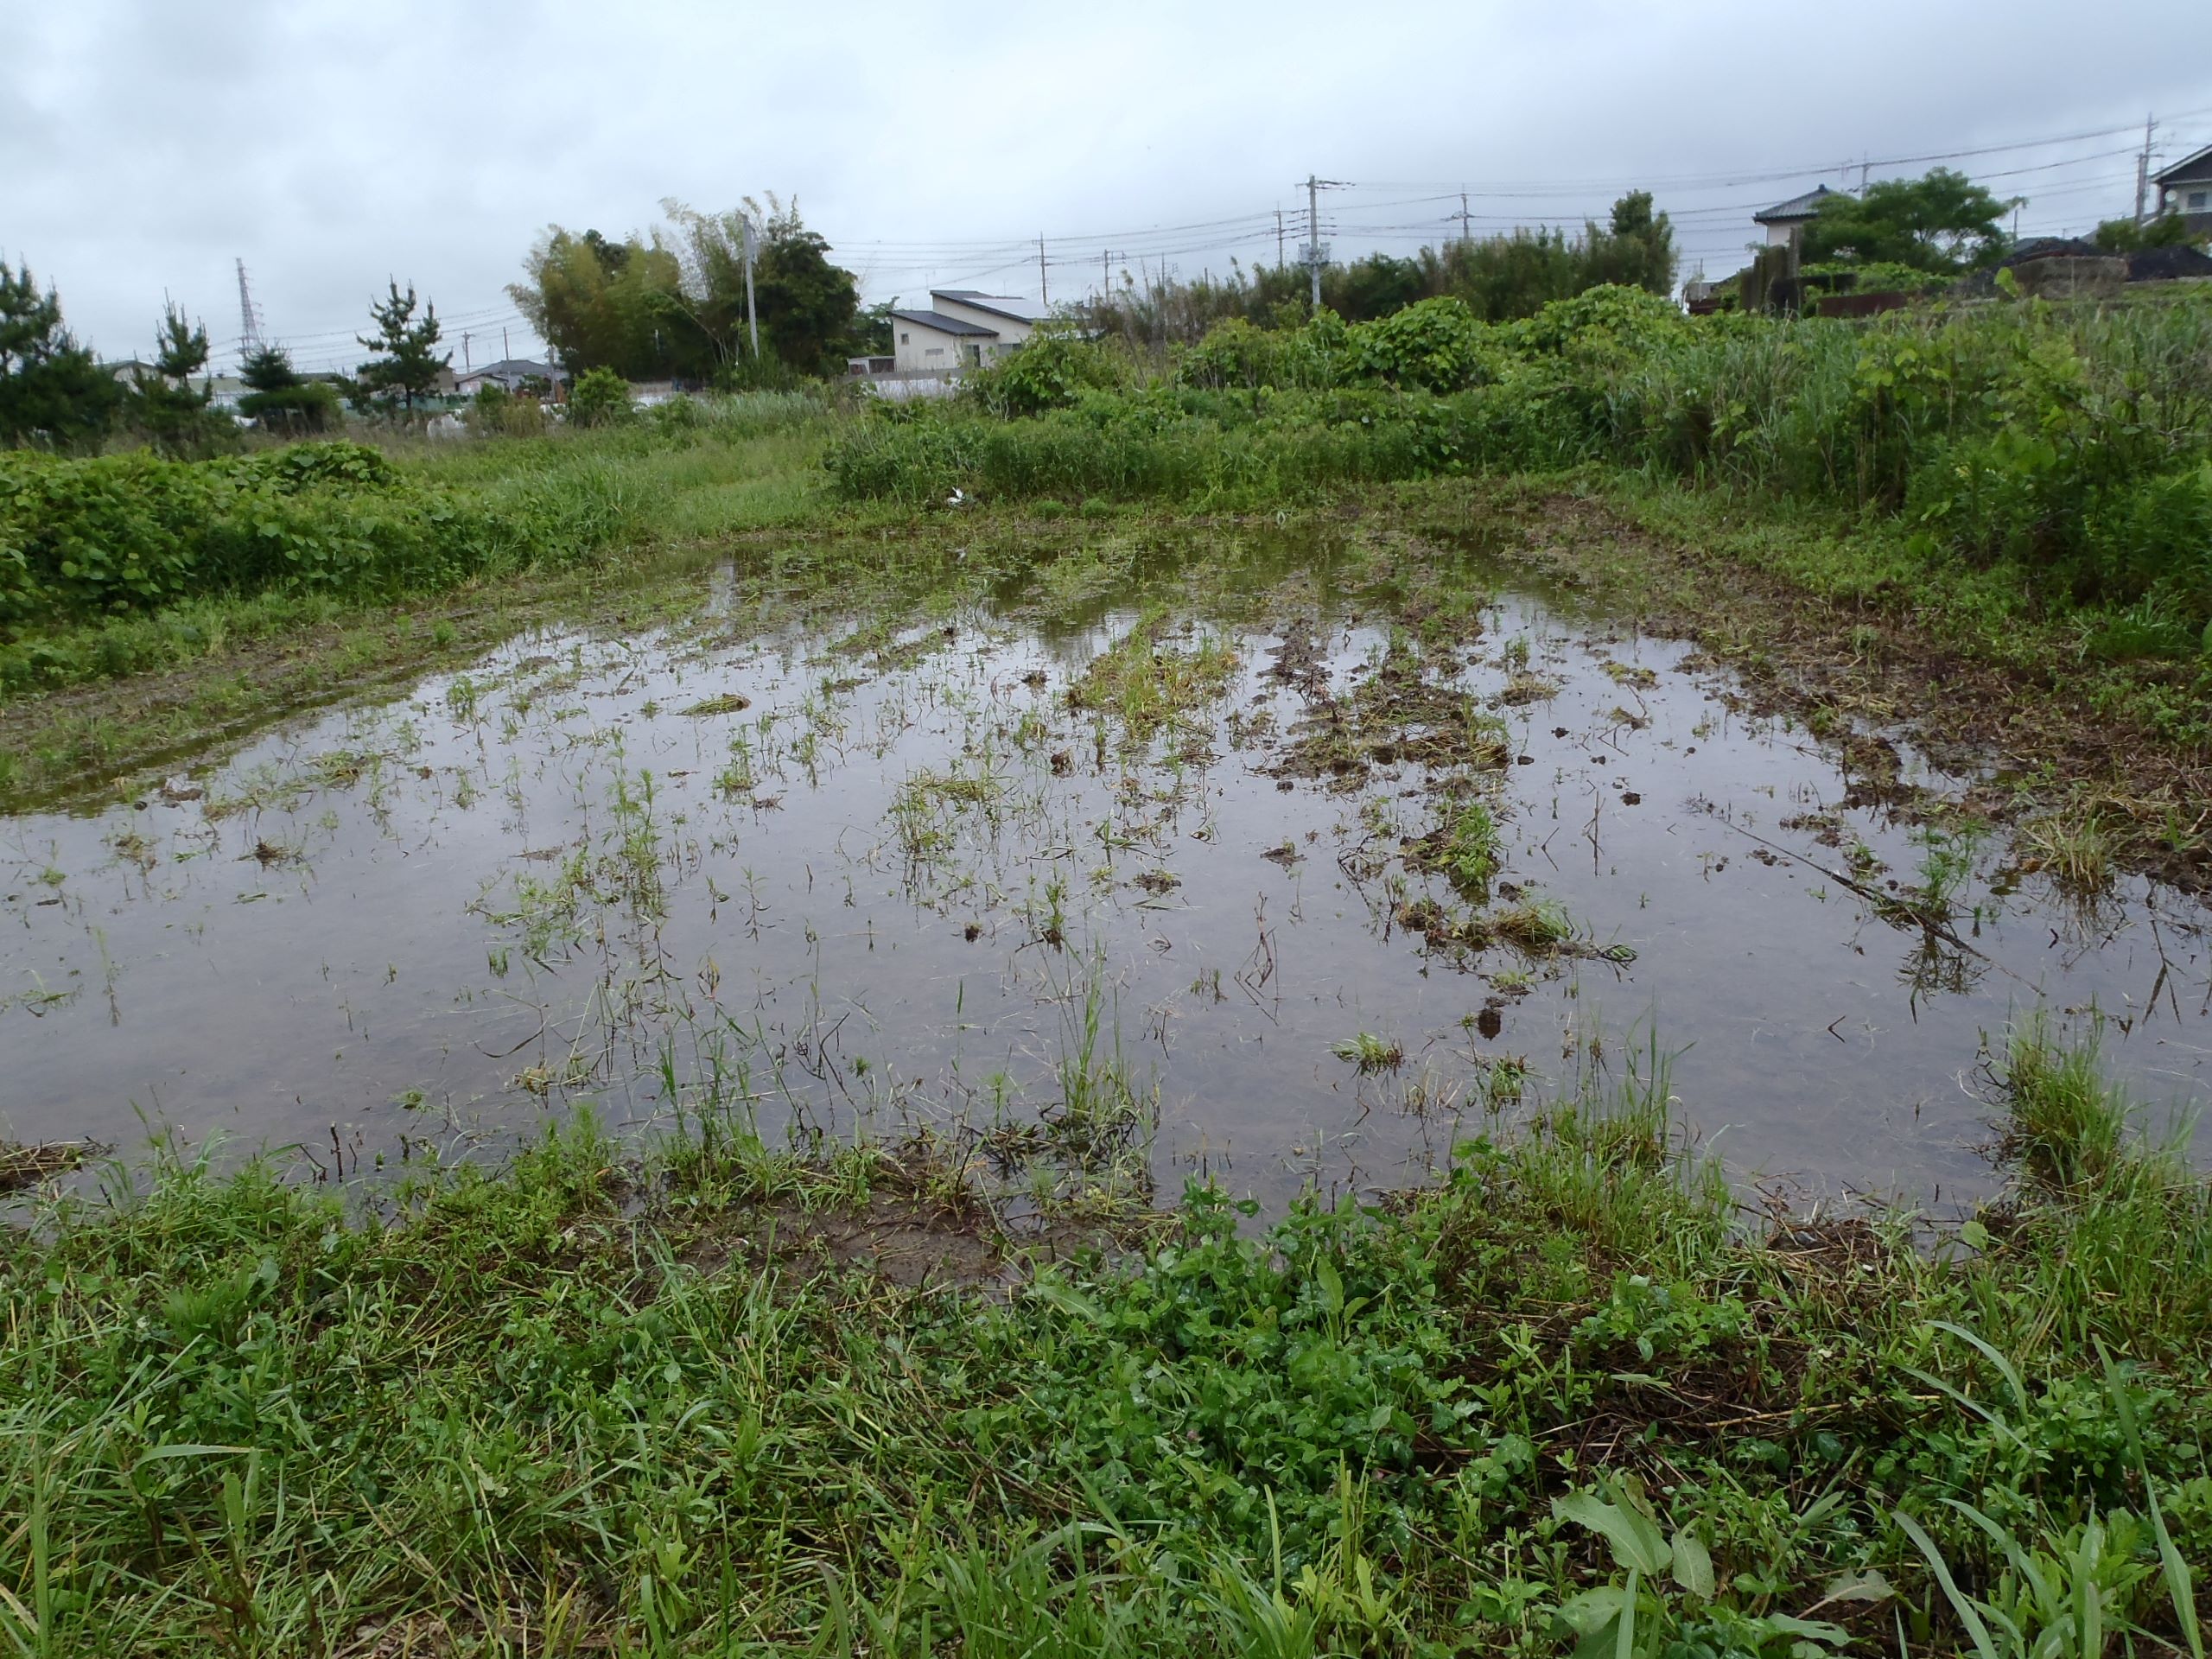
6,0 -> 2209,374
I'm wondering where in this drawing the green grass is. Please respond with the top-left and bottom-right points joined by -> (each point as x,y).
0,408 -> 843,702
3,1028 -> 2205,1656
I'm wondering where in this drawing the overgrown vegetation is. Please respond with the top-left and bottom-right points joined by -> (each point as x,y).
833,285 -> 2212,645
0,391 -> 840,699
3,1027 -> 2203,1655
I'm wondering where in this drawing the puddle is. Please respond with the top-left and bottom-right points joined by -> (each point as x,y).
3,529 -> 2206,1211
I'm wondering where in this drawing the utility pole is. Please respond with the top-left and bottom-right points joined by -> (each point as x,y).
741,213 -> 760,358
1306,174 -> 1321,307
1299,175 -> 1346,307
2134,113 -> 2158,227
1102,248 -> 1110,296
1459,191 -> 1471,246
1276,207 -> 1285,270
1038,234 -> 1049,306
461,331 -> 473,371
502,326 -> 510,361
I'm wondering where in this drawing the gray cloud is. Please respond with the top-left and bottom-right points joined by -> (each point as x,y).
6,0 -> 2207,372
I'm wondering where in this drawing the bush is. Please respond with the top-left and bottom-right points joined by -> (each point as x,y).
567,366 -> 634,428
464,385 -> 548,439
1348,296 -> 1497,392
965,328 -> 1124,417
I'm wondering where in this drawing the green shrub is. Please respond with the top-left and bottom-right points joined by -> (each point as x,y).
1347,296 -> 1497,391
568,366 -> 635,428
967,327 -> 1124,416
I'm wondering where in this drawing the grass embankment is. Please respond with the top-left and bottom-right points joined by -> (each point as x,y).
3,1030 -> 2205,1655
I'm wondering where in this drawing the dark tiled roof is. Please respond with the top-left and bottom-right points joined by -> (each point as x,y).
1753,184 -> 1837,225
462,359 -> 568,380
2152,143 -> 2212,186
889,308 -> 998,338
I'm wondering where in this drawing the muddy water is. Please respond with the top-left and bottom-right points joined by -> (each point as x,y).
3,537 -> 2206,1209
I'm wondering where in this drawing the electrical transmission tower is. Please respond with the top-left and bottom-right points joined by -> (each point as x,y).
235,259 -> 266,361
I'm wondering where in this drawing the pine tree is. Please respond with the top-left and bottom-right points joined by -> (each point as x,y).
128,304 -> 222,453
356,281 -> 450,415
0,262 -> 119,448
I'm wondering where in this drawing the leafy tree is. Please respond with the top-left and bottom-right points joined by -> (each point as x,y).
2093,213 -> 2204,253
511,228 -> 703,381
1802,168 -> 2017,272
128,304 -> 227,455
0,262 -> 119,449
237,345 -> 339,435
520,196 -> 864,381
1329,253 -> 1431,323
656,200 -> 757,372
1586,191 -> 1678,296
356,281 -> 451,415
582,229 -> 631,276
750,197 -> 865,376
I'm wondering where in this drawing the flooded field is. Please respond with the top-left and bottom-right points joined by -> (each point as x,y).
5,525 -> 2206,1211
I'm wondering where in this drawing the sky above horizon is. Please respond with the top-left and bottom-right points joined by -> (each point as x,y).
6,0 -> 2209,375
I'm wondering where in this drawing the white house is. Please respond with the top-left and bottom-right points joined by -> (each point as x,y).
887,289 -> 1050,373
1751,185 -> 1838,251
2152,143 -> 2212,237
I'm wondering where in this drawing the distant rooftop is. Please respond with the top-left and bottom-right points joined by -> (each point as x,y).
890,308 -> 999,338
931,289 -> 1052,323
2152,142 -> 2212,186
461,358 -> 568,381
1753,184 -> 1838,226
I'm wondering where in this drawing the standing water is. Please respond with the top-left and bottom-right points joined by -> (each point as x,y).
3,528 -> 2205,1210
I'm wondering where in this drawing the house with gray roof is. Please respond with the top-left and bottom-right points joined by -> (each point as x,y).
888,289 -> 1048,373
1752,184 -> 1838,250
454,359 -> 569,397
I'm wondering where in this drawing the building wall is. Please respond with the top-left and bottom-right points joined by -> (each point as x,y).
1763,220 -> 1806,249
2159,179 -> 2212,231
893,319 -> 985,374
